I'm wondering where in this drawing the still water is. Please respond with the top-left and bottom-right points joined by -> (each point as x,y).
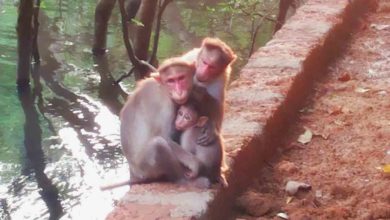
0,0 -> 276,219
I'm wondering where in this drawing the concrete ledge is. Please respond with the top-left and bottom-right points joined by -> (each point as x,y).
204,0 -> 377,219
107,0 -> 377,219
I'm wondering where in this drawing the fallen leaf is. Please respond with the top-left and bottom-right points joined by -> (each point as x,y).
334,120 -> 346,126
310,126 -> 331,140
355,87 -> 370,93
371,24 -> 390,30
383,164 -> 390,173
367,68 -> 378,78
315,190 -> 323,198
297,129 -> 313,144
328,106 -> 343,115
285,180 -> 312,195
319,133 -> 329,140
378,90 -> 387,96
277,212 -> 289,219
338,72 -> 351,82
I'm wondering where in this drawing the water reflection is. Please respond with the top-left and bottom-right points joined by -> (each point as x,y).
0,0 -> 277,218
93,55 -> 128,116
17,71 -> 63,219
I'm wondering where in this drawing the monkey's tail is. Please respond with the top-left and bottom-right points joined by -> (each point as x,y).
100,179 -> 131,191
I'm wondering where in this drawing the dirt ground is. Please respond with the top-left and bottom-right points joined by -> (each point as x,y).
236,2 -> 390,219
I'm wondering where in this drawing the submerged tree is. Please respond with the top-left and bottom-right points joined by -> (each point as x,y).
16,0 -> 34,87
93,0 -> 172,81
16,0 -> 41,87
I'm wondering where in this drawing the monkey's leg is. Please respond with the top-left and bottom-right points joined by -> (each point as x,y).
163,138 -> 201,177
217,174 -> 228,188
136,136 -> 189,181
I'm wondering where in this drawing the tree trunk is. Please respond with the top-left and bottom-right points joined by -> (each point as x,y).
274,0 -> 293,33
134,0 -> 157,61
32,0 -> 41,63
92,0 -> 116,55
17,0 -> 34,87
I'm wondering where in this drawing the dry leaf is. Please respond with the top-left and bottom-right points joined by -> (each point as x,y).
355,87 -> 370,93
383,164 -> 390,173
277,212 -> 289,219
315,190 -> 323,198
338,72 -> 351,82
286,196 -> 294,204
318,133 -> 329,140
328,106 -> 343,115
285,180 -> 312,195
298,129 -> 313,144
334,120 -> 346,126
371,24 -> 390,30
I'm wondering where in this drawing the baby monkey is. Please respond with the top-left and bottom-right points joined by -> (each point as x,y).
175,98 -> 228,188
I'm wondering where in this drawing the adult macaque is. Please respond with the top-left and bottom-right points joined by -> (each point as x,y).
181,38 -> 236,145
182,37 -> 236,111
175,99 -> 228,188
111,58 -> 201,188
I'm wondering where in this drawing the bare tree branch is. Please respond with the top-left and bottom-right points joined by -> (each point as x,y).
115,66 -> 136,84
117,0 -> 157,83
148,0 -> 173,65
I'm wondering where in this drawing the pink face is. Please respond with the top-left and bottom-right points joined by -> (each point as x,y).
175,106 -> 198,131
161,67 -> 194,105
195,50 -> 225,82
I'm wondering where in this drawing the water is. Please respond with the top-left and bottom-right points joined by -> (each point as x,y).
0,0 -> 276,219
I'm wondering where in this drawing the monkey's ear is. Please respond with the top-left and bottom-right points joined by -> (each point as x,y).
150,72 -> 161,82
197,116 -> 209,127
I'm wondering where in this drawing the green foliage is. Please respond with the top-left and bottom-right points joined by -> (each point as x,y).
131,18 -> 145,27
176,0 -> 277,69
38,0 -> 47,9
210,0 -> 279,21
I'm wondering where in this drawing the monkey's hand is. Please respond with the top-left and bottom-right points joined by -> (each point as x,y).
184,169 -> 197,179
197,121 -> 217,146
218,175 -> 228,188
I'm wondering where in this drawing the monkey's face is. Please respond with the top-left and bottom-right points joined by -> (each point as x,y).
175,106 -> 198,131
160,66 -> 194,105
195,49 -> 226,82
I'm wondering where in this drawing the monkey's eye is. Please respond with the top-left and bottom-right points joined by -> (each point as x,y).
167,78 -> 175,84
177,75 -> 185,81
184,115 -> 191,121
178,110 -> 183,116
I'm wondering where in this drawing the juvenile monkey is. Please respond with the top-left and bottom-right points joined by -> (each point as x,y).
175,98 -> 228,188
110,58 -> 200,189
